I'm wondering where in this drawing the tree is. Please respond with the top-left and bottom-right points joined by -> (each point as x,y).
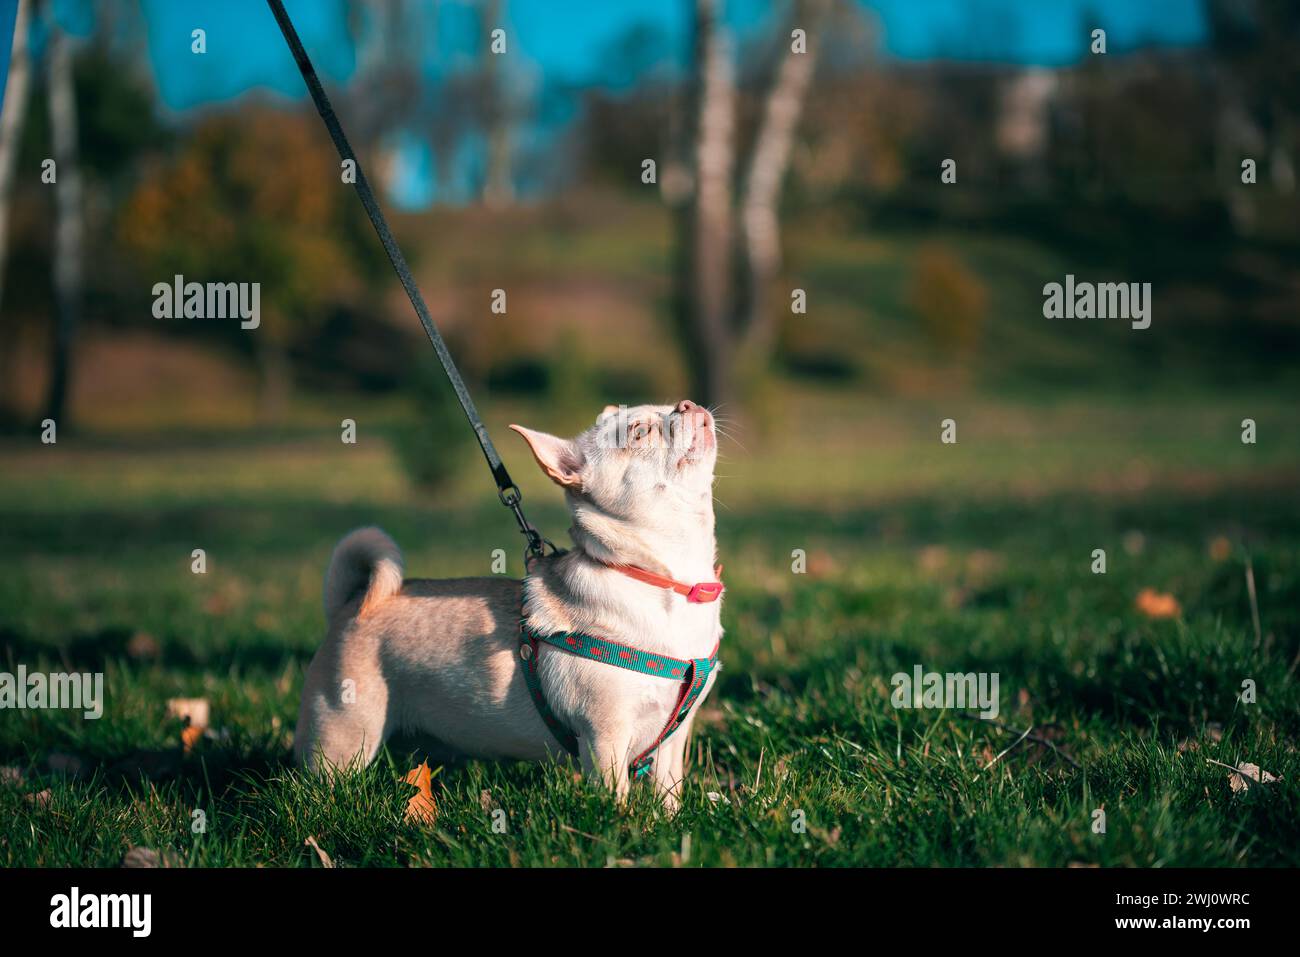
736,0 -> 832,363
673,0 -> 830,409
0,0 -> 32,321
42,0 -> 84,426
117,109 -> 387,420
675,0 -> 736,408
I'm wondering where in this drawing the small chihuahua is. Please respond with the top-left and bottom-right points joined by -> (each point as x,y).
294,400 -> 723,808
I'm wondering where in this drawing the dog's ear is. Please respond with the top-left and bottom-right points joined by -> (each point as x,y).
509,425 -> 584,488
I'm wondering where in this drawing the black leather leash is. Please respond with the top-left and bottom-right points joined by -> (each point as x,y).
265,0 -> 551,564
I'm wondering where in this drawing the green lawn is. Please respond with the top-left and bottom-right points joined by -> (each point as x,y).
1,391 -> 1298,866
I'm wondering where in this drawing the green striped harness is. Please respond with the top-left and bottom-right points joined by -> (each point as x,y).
518,562 -> 723,780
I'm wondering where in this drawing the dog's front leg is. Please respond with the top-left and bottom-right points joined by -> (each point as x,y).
579,731 -> 633,804
650,719 -> 696,814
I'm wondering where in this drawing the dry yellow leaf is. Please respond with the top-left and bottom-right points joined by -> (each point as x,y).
304,835 -> 335,868
1135,587 -> 1181,619
1227,762 -> 1278,794
169,697 -> 210,753
1208,536 -> 1233,562
180,724 -> 205,752
403,760 -> 438,825
166,697 -> 210,727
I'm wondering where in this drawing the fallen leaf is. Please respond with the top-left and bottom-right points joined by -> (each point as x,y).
180,725 -> 205,752
479,789 -> 493,813
167,697 -> 210,727
168,697 -> 210,753
1135,587 -> 1181,619
304,835 -> 335,868
807,552 -> 835,578
0,766 -> 24,788
1227,762 -> 1278,794
126,631 -> 161,660
24,789 -> 51,808
1208,536 -> 1233,562
122,846 -> 182,868
918,545 -> 949,573
403,761 -> 438,825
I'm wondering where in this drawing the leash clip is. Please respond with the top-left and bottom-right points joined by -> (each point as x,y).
499,482 -> 556,567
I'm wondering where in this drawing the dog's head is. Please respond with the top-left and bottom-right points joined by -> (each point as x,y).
510,401 -> 717,542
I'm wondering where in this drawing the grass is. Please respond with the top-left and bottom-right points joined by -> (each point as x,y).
1,389 -> 1298,867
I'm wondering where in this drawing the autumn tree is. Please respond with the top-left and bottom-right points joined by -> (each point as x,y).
117,108 -> 387,419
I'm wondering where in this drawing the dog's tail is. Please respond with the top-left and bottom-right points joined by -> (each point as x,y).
323,527 -> 405,623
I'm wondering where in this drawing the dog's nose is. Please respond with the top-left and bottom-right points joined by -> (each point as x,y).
676,399 -> 698,414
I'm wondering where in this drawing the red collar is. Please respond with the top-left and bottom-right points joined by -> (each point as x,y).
602,561 -> 725,604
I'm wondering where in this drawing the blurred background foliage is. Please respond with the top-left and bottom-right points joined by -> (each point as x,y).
0,0 -> 1296,486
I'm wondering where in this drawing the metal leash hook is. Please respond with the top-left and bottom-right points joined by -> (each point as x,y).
501,483 -> 560,571
266,0 -> 554,572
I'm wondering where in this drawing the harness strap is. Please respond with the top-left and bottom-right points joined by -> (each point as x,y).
519,622 -> 719,779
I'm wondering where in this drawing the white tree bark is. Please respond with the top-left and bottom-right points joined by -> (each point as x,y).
737,0 -> 829,357
0,0 -> 32,320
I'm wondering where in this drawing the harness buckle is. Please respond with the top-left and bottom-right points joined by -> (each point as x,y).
685,581 -> 724,603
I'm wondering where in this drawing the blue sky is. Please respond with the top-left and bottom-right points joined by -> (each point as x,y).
109,0 -> 1209,111
0,0 -> 16,118
3,0 -> 1209,206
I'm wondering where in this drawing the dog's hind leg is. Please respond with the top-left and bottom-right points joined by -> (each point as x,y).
295,527 -> 403,773
294,650 -> 390,772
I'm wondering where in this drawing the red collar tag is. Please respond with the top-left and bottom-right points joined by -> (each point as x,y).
603,562 -> 725,603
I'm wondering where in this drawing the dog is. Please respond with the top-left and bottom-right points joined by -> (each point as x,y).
294,400 -> 723,809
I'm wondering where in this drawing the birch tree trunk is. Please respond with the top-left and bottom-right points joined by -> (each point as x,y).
736,0 -> 829,360
0,0 -> 32,322
682,0 -> 735,407
43,5 -> 83,426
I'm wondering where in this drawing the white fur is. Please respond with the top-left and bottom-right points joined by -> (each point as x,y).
322,527 -> 404,620
294,401 -> 722,810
